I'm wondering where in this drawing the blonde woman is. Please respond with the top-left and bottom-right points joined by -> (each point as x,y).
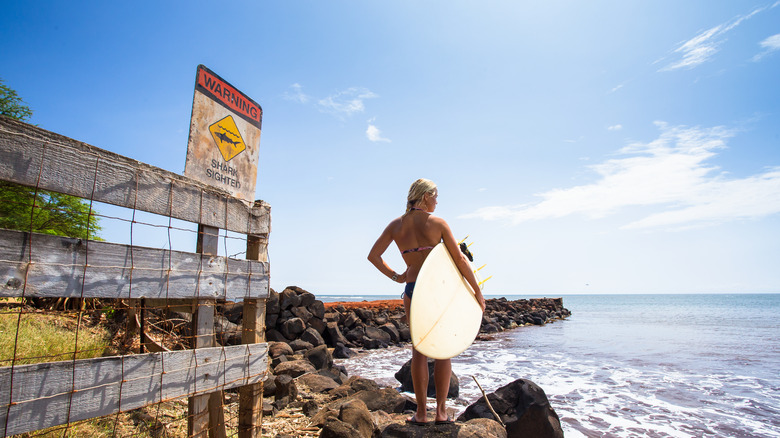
368,178 -> 486,425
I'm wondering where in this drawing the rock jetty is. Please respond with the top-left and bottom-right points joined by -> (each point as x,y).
252,286 -> 570,437
262,286 -> 571,356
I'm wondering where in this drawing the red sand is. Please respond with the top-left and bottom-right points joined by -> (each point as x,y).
323,299 -> 404,311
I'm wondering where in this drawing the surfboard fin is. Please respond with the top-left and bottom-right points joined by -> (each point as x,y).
478,276 -> 493,286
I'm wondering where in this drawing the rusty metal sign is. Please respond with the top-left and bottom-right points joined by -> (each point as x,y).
184,65 -> 262,202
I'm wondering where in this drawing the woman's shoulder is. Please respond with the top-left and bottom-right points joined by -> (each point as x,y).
385,215 -> 404,230
427,214 -> 449,227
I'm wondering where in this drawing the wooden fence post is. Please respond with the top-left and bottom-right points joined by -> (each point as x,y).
188,224 -> 226,438
238,228 -> 268,438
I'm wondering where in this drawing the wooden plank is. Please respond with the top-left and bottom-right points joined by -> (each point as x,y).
0,116 -> 270,235
0,228 -> 269,301
190,225 -> 226,438
0,344 -> 268,437
189,299 -> 216,438
239,232 -> 268,438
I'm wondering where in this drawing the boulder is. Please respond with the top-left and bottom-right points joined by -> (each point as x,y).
378,421 -> 456,437
300,327 -> 326,347
339,399 -> 375,438
343,312 -> 360,328
270,354 -> 288,369
297,373 -> 340,394
377,418 -> 506,437
291,305 -> 313,323
280,317 -> 306,339
318,366 -> 347,385
304,344 -> 334,370
219,301 -> 243,324
268,341 -> 294,358
272,374 -> 297,410
320,418 -> 363,438
280,288 -> 301,310
266,288 -> 280,316
459,418 -> 508,438
313,386 -> 405,431
327,376 -> 380,401
288,339 -> 314,351
379,323 -> 400,343
298,291 -> 316,307
262,400 -> 276,417
308,300 -> 326,319
325,321 -> 350,347
394,359 -> 459,398
308,316 -> 327,334
354,308 -> 373,322
214,315 -> 241,345
345,326 -> 365,344
302,399 -> 320,417
262,374 -> 277,397
399,327 -> 411,342
333,342 -> 356,359
365,326 -> 392,345
345,376 -> 381,393
353,387 -> 406,413
274,359 -> 316,378
266,328 -> 289,343
457,378 -> 563,438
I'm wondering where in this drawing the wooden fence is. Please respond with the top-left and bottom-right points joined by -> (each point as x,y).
0,116 -> 270,437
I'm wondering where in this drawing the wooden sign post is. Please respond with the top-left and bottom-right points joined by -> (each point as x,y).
183,66 -> 266,437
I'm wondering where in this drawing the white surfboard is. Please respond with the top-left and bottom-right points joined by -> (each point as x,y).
409,242 -> 482,360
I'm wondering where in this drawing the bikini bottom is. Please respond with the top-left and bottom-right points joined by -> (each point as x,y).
403,282 -> 416,299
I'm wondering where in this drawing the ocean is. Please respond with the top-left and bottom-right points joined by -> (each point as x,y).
321,294 -> 780,438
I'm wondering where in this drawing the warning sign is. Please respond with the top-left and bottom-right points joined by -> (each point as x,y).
209,115 -> 246,161
196,67 -> 262,129
184,65 -> 262,202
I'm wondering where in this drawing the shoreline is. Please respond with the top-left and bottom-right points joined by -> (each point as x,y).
264,287 -> 571,436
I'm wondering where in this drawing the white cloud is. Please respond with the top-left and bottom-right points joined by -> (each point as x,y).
608,124 -> 623,131
461,122 -> 780,230
283,83 -> 309,103
659,5 -> 770,71
366,119 -> 391,143
318,87 -> 378,118
609,83 -> 625,94
752,33 -> 780,61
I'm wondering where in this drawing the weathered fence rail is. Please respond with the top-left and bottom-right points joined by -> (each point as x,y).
0,115 -> 270,437
0,228 -> 268,301
0,116 -> 270,235
0,344 -> 268,437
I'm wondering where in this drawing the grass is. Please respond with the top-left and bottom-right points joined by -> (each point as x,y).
0,310 -> 112,366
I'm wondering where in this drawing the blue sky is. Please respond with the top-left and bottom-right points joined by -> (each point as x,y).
2,1 -> 779,296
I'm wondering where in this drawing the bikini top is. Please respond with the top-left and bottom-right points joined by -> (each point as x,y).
401,207 -> 434,254
402,246 -> 434,255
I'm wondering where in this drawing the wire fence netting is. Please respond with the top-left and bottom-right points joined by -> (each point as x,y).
0,122 -> 268,438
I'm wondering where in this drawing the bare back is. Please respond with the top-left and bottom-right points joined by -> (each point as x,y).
392,211 -> 443,282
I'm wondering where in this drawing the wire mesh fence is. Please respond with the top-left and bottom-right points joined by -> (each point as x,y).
0,116 -> 269,438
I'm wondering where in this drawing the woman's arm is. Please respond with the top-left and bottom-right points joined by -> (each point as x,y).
368,220 -> 406,283
438,218 -> 486,312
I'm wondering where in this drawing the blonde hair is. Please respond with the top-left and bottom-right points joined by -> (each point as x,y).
406,178 -> 437,214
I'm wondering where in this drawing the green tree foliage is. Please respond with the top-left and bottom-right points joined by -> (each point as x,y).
0,181 -> 102,239
0,78 -> 101,240
0,79 -> 33,121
